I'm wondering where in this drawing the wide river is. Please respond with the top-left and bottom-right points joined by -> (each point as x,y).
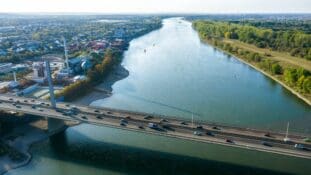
6,18 -> 311,175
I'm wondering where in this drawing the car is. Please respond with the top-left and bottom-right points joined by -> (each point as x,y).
16,100 -> 20,103
262,142 -> 272,147
144,115 -> 153,120
55,108 -> 62,112
120,122 -> 126,126
31,99 -> 35,102
212,126 -> 221,130
81,116 -> 88,120
126,116 -> 131,119
16,105 -> 21,108
107,111 -> 112,114
94,110 -> 100,113
148,123 -> 158,129
180,121 -> 187,125
162,124 -> 175,131
31,105 -> 36,109
264,133 -> 271,137
38,109 -> 44,112
96,115 -> 103,119
138,125 -> 144,129
196,125 -> 203,129
9,98 -> 13,101
120,119 -> 128,123
0,101 -> 2,104
294,144 -> 305,150
206,131 -> 214,136
193,131 -> 202,136
225,139 -> 234,143
160,119 -> 168,122
23,100 -> 28,103
12,103 -> 17,106
65,104 -> 70,107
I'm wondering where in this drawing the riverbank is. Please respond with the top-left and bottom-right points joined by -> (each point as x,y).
74,63 -> 129,105
0,120 -> 48,175
198,38 -> 311,106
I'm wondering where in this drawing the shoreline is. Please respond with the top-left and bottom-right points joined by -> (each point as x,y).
202,39 -> 311,106
73,63 -> 129,106
0,120 -> 48,175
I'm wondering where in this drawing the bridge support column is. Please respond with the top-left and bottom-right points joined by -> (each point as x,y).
48,118 -> 67,136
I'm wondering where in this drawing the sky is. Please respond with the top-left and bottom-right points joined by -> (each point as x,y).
0,0 -> 310,13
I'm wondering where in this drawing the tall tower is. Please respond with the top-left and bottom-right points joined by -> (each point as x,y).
45,61 -> 56,108
62,37 -> 69,69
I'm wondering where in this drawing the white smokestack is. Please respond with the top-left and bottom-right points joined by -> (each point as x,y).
62,37 -> 69,69
13,71 -> 17,82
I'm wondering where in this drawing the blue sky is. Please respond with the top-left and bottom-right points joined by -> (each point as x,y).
1,0 -> 310,13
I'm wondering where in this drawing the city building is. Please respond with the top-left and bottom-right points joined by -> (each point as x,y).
32,62 -> 47,83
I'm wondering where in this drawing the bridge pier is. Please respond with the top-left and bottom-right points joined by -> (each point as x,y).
47,118 -> 67,136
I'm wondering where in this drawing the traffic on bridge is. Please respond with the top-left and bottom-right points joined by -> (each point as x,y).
0,95 -> 310,159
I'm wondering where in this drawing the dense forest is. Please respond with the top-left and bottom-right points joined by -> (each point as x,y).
193,21 -> 311,60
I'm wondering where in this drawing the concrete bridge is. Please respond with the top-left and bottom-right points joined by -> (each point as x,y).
0,94 -> 311,159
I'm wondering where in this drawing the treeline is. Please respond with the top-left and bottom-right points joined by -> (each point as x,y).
56,49 -> 121,101
212,40 -> 311,94
193,21 -> 311,60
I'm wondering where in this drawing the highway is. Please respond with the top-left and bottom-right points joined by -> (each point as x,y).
0,95 -> 310,159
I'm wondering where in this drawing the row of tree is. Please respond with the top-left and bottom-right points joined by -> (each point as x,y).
212,39 -> 311,94
193,21 -> 311,60
56,49 -> 121,101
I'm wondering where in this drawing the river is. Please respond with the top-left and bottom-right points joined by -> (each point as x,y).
5,18 -> 311,175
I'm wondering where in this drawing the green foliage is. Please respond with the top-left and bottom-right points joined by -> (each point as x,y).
271,63 -> 282,75
193,20 -> 311,60
56,49 -> 119,101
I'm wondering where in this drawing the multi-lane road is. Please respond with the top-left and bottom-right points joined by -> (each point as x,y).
0,95 -> 310,159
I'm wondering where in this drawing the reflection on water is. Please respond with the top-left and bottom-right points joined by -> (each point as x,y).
6,125 -> 311,175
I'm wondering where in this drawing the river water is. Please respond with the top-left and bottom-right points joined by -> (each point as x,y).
6,18 -> 311,175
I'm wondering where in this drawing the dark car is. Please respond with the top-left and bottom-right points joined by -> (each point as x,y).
212,126 -> 221,130
264,133 -> 271,137
138,125 -> 144,129
96,115 -> 103,120
196,125 -> 203,129
262,142 -> 272,147
206,131 -> 214,136
144,115 -> 153,120
120,122 -> 126,126
225,139 -> 234,143
180,121 -> 187,125
94,110 -> 100,113
81,116 -> 88,120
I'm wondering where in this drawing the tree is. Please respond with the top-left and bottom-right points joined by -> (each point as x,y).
271,63 -> 282,75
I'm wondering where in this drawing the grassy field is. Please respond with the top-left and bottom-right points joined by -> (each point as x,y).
223,39 -> 311,71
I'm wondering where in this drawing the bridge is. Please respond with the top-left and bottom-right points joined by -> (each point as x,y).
0,94 -> 310,159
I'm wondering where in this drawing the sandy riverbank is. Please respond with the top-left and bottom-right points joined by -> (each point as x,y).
74,64 -> 129,106
0,120 -> 48,175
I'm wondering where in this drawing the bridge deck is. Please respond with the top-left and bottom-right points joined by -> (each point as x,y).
0,95 -> 310,159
